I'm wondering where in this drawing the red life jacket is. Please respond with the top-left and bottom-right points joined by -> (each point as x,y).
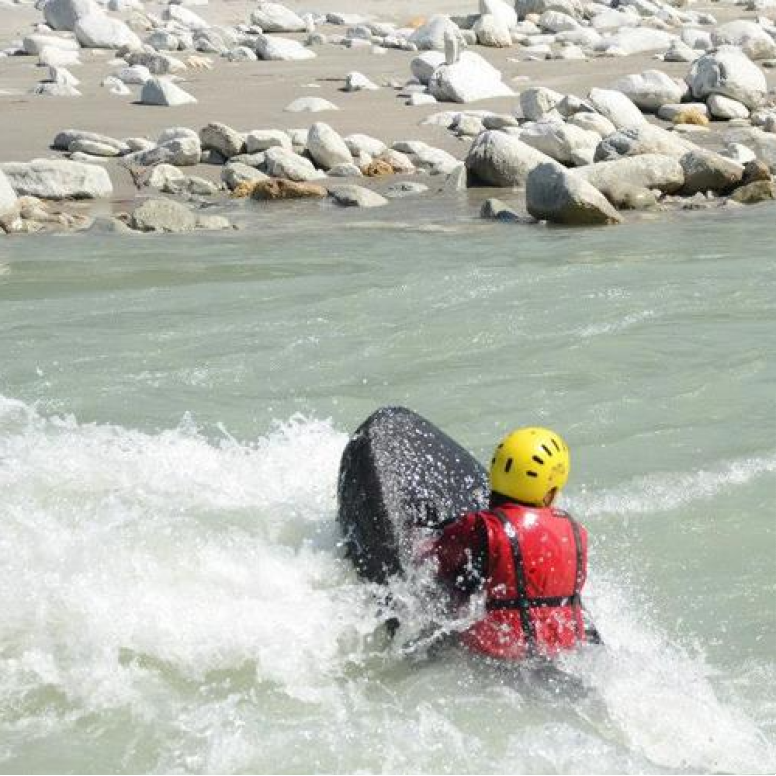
460,503 -> 587,660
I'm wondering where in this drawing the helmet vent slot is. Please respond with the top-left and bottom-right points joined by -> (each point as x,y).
504,457 -> 513,473
532,455 -> 544,465
526,471 -> 538,478
541,444 -> 553,457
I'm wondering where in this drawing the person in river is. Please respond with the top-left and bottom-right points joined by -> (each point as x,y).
429,427 -> 594,661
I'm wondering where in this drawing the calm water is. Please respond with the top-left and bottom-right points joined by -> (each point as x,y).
0,204 -> 774,773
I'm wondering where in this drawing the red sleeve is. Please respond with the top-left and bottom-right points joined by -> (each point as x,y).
430,512 -> 486,583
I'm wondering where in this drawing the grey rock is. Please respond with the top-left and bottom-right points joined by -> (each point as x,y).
196,214 -> 231,230
199,122 -> 245,159
0,170 -> 18,217
221,162 -> 269,190
345,133 -> 386,157
255,34 -> 316,61
284,97 -> 339,113
679,148 -> 744,195
594,123 -> 693,162
520,121 -> 601,165
383,181 -> 429,198
519,86 -> 565,121
527,162 -> 622,224
723,126 -> 776,171
263,147 -> 325,181
307,122 -> 352,169
142,163 -> 186,190
328,185 -> 388,207
44,0 -> 97,31
140,78 -> 197,107
573,153 -> 684,195
481,198 -> 533,222
687,46 -> 767,110
611,69 -> 687,112
588,87 -> 646,129
74,13 -> 141,49
409,15 -> 463,51
245,130 -> 292,153
251,2 -> 307,33
130,137 -> 201,167
328,163 -> 363,177
0,159 -> 112,199
130,198 -> 197,232
707,94 -> 750,120
466,130 -> 555,186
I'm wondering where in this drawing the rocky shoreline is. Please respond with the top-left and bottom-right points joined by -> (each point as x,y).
2,0 -> 776,235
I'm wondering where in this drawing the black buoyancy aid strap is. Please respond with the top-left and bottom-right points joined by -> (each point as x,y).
491,509 -> 536,649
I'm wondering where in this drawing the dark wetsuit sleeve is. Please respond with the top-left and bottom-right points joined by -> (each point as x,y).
431,512 -> 488,594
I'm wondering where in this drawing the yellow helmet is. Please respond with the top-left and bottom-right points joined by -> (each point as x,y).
489,427 -> 570,507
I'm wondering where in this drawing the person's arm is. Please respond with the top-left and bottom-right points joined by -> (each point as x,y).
430,512 -> 488,595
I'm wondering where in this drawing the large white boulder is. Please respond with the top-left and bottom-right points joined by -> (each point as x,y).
687,46 -> 768,109
307,123 -> 352,169
164,5 -> 210,31
588,87 -> 646,129
519,86 -> 564,120
538,10 -> 580,32
411,52 -> 446,85
75,13 -> 142,49
520,121 -> 601,165
573,153 -> 684,194
465,130 -> 555,186
263,147 -> 325,181
611,70 -> 687,111
409,15 -> 462,51
199,122 -> 245,158
251,2 -> 307,33
480,0 -> 518,29
0,159 -> 113,199
255,34 -> 316,61
600,27 -> 673,55
594,123 -> 694,161
140,78 -> 197,106
473,14 -> 512,47
707,94 -> 750,120
526,162 -> 622,225
712,21 -> 776,61
43,0 -> 97,31
0,170 -> 18,217
428,52 -> 513,103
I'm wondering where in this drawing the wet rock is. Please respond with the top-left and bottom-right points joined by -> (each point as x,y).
466,130 -> 554,187
196,214 -> 231,230
594,123 -> 693,161
679,149 -> 744,195
130,198 -> 197,232
383,181 -> 429,198
250,178 -> 327,200
741,159 -> 771,185
730,179 -> 776,202
480,197 -> 532,222
573,153 -> 684,195
527,162 -> 622,225
603,184 -> 658,210
329,185 -> 388,207
221,162 -> 269,190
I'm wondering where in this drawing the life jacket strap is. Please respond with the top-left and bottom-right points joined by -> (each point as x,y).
486,594 -> 581,611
